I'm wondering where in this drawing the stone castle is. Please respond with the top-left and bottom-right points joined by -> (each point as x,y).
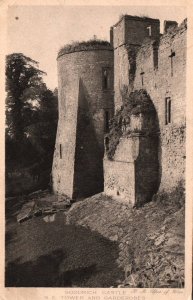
52,15 -> 186,206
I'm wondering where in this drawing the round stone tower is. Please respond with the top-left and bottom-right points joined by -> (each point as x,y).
52,41 -> 114,199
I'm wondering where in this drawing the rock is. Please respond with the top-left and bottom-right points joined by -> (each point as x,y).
161,225 -> 166,231
28,189 -> 50,200
119,243 -> 124,249
33,207 -> 42,217
118,228 -> 124,237
28,190 -> 42,198
122,206 -> 127,211
154,233 -> 165,246
58,195 -> 72,202
52,200 -> 71,210
110,234 -> 119,241
117,284 -> 125,288
17,213 -> 32,223
43,214 -> 56,223
43,208 -> 57,215
17,201 -> 35,223
148,233 -> 158,240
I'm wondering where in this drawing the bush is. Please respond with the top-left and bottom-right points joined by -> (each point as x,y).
106,89 -> 157,159
58,39 -> 112,57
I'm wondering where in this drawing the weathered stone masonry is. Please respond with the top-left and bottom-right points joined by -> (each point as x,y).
104,16 -> 186,206
133,20 -> 186,194
52,15 -> 186,206
52,45 -> 114,198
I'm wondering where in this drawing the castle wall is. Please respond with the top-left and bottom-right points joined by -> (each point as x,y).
113,16 -> 160,48
53,15 -> 186,205
104,138 -> 136,205
134,23 -> 186,127
124,16 -> 160,45
133,21 -> 186,192
104,159 -> 135,205
113,16 -> 160,111
104,17 -> 186,206
135,135 -> 159,205
52,49 -> 114,198
114,45 -> 129,110
104,133 -> 159,206
52,76 -> 79,197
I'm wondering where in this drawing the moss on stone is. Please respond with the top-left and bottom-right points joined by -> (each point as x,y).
58,39 -> 112,57
106,89 -> 156,160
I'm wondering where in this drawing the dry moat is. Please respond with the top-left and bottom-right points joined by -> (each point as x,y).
5,191 -> 184,288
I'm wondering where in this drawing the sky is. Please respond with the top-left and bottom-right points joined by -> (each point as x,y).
7,5 -> 186,90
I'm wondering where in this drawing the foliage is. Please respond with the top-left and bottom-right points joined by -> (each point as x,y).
6,53 -> 58,195
58,39 -> 112,57
106,89 -> 156,159
6,53 -> 46,142
26,89 -> 58,167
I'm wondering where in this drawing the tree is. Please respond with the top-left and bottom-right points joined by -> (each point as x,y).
26,88 -> 58,167
6,53 -> 46,143
6,53 -> 58,193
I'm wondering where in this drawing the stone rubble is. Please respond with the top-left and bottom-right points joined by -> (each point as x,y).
17,201 -> 36,223
16,190 -> 72,223
66,193 -> 185,288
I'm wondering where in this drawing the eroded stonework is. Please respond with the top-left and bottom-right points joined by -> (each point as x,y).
52,15 -> 186,206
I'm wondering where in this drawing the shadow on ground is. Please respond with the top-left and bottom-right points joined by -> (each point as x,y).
6,209 -> 123,287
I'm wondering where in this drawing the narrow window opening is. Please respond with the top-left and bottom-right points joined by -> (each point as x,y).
147,26 -> 152,36
105,136 -> 109,151
168,99 -> 171,123
165,97 -> 171,125
169,50 -> 175,76
105,111 -> 109,132
59,144 -> 62,159
140,70 -> 145,86
102,68 -> 110,90
153,42 -> 159,70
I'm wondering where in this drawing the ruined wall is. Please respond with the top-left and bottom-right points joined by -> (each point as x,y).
104,137 -> 136,205
134,21 -> 186,127
133,20 -> 187,192
135,135 -> 159,205
53,15 -> 186,204
104,132 -> 159,206
109,17 -> 186,202
113,16 -> 160,111
52,78 -> 79,197
104,93 -> 160,206
52,47 -> 114,198
114,45 -> 129,110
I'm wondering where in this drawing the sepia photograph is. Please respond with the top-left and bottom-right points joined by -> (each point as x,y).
3,2 -> 190,291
